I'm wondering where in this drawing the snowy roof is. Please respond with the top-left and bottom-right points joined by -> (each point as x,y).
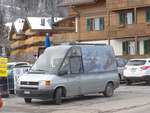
26,17 -> 62,30
5,22 -> 12,30
13,18 -> 25,33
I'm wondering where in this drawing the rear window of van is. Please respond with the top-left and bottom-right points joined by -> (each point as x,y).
127,60 -> 146,66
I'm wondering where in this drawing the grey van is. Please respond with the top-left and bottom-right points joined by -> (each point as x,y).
16,44 -> 119,104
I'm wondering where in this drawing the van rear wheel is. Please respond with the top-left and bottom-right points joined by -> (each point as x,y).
103,83 -> 114,97
24,98 -> 32,103
54,88 -> 62,105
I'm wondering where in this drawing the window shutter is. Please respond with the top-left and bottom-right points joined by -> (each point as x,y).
99,17 -> 104,30
86,19 -> 91,32
119,13 -> 124,25
122,41 -> 126,55
144,40 -> 148,54
132,12 -> 135,24
146,10 -> 150,22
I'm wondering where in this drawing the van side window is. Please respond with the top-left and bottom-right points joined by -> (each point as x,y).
59,47 -> 83,75
70,56 -> 83,74
70,47 -> 83,74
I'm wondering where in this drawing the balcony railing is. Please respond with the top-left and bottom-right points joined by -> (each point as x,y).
25,36 -> 45,45
25,29 -> 35,36
52,32 -> 78,44
107,0 -> 150,10
24,46 -> 39,53
11,49 -> 25,55
11,36 -> 45,49
109,23 -> 150,38
11,46 -> 42,55
12,33 -> 25,40
11,40 -> 25,49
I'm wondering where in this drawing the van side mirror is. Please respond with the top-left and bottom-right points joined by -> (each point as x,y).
58,70 -> 68,76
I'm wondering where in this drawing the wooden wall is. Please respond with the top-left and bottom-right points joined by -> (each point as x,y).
106,0 -> 150,10
55,0 -> 150,43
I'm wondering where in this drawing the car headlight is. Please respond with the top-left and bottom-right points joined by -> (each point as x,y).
39,81 -> 52,86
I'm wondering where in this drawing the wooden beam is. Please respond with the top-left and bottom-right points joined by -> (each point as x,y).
107,10 -> 111,45
134,8 -> 137,24
135,36 -> 139,55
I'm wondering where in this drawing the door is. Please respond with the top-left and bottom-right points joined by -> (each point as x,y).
59,47 -> 83,96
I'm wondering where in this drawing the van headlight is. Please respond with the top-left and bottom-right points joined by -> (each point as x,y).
39,81 -> 52,86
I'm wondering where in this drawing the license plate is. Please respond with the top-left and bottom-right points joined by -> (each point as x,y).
130,68 -> 136,72
24,91 -> 30,94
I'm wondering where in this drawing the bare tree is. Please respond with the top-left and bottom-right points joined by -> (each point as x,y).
0,10 -> 6,38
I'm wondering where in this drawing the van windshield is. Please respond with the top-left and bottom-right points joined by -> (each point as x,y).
31,46 -> 70,74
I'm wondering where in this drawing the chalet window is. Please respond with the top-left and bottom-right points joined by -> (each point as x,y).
144,40 -> 150,54
94,17 -> 104,30
119,12 -> 134,25
86,17 -> 104,32
122,41 -> 136,55
146,9 -> 150,22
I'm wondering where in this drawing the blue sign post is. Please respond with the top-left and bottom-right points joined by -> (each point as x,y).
45,33 -> 51,48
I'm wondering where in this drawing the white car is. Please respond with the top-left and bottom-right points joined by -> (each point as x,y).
123,58 -> 150,85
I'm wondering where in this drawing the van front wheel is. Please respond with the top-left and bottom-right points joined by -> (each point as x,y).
24,98 -> 32,103
54,88 -> 62,105
103,83 -> 114,97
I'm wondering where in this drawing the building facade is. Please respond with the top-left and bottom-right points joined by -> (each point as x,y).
54,0 -> 150,59
9,17 -> 62,63
9,17 -> 75,63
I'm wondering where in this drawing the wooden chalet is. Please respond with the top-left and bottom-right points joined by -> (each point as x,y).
9,17 -> 64,63
55,0 -> 150,59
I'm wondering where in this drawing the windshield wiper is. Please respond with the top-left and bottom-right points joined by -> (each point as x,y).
35,69 -> 46,71
30,69 -> 46,72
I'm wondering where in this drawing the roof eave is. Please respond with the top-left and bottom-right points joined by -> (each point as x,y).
58,0 -> 97,7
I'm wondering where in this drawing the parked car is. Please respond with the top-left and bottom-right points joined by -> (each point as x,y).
123,58 -> 150,85
116,58 -> 128,82
7,62 -> 31,94
17,44 -> 119,105
0,77 -> 9,97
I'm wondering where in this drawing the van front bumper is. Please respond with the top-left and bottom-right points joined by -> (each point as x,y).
16,89 -> 54,100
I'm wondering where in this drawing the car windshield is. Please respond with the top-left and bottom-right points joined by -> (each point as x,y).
31,46 -> 70,74
126,60 -> 146,66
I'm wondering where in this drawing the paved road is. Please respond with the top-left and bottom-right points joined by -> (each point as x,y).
1,84 -> 150,113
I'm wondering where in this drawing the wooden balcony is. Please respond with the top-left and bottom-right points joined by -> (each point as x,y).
11,49 -> 25,55
107,0 -> 150,10
11,40 -> 25,49
12,33 -> 25,40
11,46 -> 42,55
52,32 -> 78,44
25,29 -> 35,36
24,46 -> 39,53
109,23 -> 150,39
25,36 -> 45,45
